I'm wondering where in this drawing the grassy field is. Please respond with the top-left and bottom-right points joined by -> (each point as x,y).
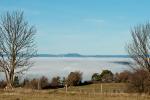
0,83 -> 149,100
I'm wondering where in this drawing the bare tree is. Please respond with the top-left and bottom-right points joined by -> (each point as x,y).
127,23 -> 150,72
0,11 -> 36,89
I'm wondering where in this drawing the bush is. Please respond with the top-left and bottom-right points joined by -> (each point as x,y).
22,78 -> 40,89
61,77 -> 66,86
0,80 -> 7,88
114,70 -> 131,83
13,76 -> 20,87
40,76 -> 49,89
22,76 -> 49,89
66,71 -> 82,86
50,76 -> 61,88
91,73 -> 101,81
127,69 -> 150,93
22,78 -> 29,87
28,78 -> 39,89
91,70 -> 114,83
81,81 -> 93,86
100,70 -> 113,83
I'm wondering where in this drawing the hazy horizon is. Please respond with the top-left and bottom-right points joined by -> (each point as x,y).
24,57 -> 131,81
35,53 -> 130,58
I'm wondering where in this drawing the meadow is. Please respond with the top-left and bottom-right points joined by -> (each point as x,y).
0,83 -> 149,100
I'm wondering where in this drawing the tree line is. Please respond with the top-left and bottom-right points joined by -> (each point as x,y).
92,69 -> 150,93
0,68 -> 149,94
0,71 -> 82,89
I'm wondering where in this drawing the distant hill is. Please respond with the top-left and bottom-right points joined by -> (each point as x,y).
35,53 -> 130,58
62,53 -> 83,57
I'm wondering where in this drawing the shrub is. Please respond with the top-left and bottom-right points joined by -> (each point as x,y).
127,69 -> 150,93
29,78 -> 39,89
40,76 -> 49,89
81,81 -> 93,86
61,77 -> 66,86
100,70 -> 113,83
22,76 -> 49,89
23,78 -> 39,89
13,76 -> 20,87
50,76 -> 61,88
0,80 -> 7,88
66,71 -> 82,86
91,73 -> 101,81
22,78 -> 30,87
114,70 -> 131,83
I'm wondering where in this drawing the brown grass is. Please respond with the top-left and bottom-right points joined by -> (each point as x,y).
0,83 -> 149,100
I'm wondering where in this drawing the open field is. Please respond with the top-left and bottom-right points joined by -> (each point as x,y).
0,83 -> 149,100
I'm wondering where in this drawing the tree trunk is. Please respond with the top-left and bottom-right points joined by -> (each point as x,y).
5,79 -> 13,90
5,82 -> 13,90
5,72 -> 14,90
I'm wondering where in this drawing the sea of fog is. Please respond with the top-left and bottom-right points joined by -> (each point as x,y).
21,57 -> 133,81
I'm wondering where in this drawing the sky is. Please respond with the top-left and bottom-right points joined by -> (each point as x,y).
0,0 -> 150,55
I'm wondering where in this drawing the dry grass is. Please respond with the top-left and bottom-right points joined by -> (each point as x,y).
63,83 -> 127,93
0,83 -> 149,100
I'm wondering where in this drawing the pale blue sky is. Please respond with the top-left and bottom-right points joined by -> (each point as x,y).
0,0 -> 150,55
